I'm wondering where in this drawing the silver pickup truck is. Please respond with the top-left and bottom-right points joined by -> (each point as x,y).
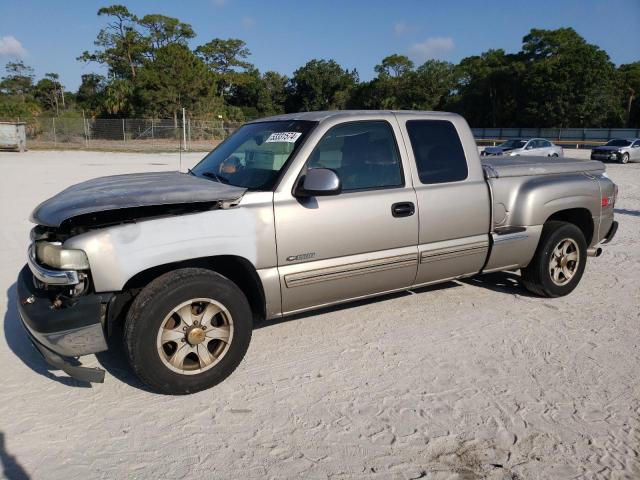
17,111 -> 618,394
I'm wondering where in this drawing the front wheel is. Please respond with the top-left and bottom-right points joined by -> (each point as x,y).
124,268 -> 252,394
521,221 -> 587,297
620,153 -> 630,164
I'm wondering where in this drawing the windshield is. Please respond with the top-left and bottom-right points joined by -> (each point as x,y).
500,139 -> 527,149
192,120 -> 316,190
605,139 -> 631,147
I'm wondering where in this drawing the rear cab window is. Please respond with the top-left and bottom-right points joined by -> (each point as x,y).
405,120 -> 468,184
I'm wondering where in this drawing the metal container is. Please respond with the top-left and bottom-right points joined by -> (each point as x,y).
0,122 -> 26,152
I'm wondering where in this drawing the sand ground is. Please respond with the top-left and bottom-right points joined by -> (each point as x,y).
0,149 -> 638,479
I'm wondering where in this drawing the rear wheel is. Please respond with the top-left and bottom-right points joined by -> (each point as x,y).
551,153 -> 559,157
521,221 -> 587,297
124,268 -> 252,394
620,153 -> 630,164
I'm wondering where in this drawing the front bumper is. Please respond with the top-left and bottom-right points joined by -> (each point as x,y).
17,265 -> 110,383
591,152 -> 619,161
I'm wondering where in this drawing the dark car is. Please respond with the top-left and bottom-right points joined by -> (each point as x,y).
591,139 -> 640,164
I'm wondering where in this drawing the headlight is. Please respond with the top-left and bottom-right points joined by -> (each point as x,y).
35,241 -> 90,270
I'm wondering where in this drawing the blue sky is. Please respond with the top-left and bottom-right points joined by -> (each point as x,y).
0,0 -> 638,90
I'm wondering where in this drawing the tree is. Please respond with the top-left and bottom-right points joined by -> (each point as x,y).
403,60 -> 456,110
286,59 -> 358,112
0,61 -> 39,119
34,73 -> 66,115
0,61 -> 34,100
135,43 -> 218,121
618,62 -> 640,127
519,28 -> 621,127
449,49 -> 523,127
103,78 -> 134,116
137,14 -> 195,52
229,69 -> 288,117
196,38 -> 252,97
76,74 -> 107,114
78,4 -> 146,79
374,54 -> 414,78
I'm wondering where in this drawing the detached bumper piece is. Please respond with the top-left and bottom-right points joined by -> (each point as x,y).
17,266 -> 110,383
23,327 -> 105,383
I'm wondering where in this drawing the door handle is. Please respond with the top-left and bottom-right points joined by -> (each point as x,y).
391,202 -> 415,218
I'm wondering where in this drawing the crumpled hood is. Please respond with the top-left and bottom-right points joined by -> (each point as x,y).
31,171 -> 246,228
593,146 -> 624,152
484,145 -> 519,155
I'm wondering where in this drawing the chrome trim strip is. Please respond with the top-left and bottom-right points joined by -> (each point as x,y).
27,245 -> 79,285
284,253 -> 418,288
492,233 -> 528,244
420,242 -> 488,264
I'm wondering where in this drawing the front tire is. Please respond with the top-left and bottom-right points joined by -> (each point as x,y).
124,268 -> 252,395
521,221 -> 587,298
620,153 -> 630,164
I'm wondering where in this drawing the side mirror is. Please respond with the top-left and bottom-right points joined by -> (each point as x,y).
295,168 -> 342,197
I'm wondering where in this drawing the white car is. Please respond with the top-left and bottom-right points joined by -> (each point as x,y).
482,138 -> 564,157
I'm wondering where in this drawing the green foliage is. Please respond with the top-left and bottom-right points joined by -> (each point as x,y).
76,74 -> 107,115
448,49 -> 522,127
519,28 -> 621,127
228,69 -> 287,117
618,62 -> 640,127
195,38 -> 253,98
135,44 -> 219,119
286,59 -> 358,112
137,14 -> 195,51
2,6 -> 637,129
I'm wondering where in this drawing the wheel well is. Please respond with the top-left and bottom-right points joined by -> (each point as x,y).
108,256 -> 267,336
546,208 -> 594,244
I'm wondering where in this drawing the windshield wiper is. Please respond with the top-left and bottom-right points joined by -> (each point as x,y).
200,171 -> 229,184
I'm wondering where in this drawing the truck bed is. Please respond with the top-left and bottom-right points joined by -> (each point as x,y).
482,155 -> 605,178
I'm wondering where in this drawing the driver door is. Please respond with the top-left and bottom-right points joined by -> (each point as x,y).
274,119 -> 419,314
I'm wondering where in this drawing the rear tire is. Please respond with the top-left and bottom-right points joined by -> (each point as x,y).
521,221 -> 587,297
124,268 -> 252,395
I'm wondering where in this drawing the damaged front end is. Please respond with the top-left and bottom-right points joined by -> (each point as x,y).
18,235 -> 110,383
18,170 -> 247,383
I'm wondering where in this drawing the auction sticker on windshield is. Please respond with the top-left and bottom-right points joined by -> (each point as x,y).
265,132 -> 302,143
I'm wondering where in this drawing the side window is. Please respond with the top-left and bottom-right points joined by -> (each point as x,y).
406,120 -> 468,184
633,140 -> 640,147
308,121 -> 403,191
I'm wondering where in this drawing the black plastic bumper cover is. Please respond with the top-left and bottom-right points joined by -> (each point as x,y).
602,220 -> 618,244
17,265 -> 109,383
23,326 -> 105,383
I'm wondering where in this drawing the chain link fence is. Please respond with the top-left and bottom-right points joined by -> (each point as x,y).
6,117 -> 640,151
11,117 -> 245,152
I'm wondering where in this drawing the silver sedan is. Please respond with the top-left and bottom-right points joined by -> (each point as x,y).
482,138 -> 564,157
591,139 -> 640,164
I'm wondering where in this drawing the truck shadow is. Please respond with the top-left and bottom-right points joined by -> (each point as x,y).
256,281 -> 461,329
461,271 -> 537,297
0,432 -> 29,480
614,208 -> 640,217
94,328 -> 151,392
3,283 -> 91,388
